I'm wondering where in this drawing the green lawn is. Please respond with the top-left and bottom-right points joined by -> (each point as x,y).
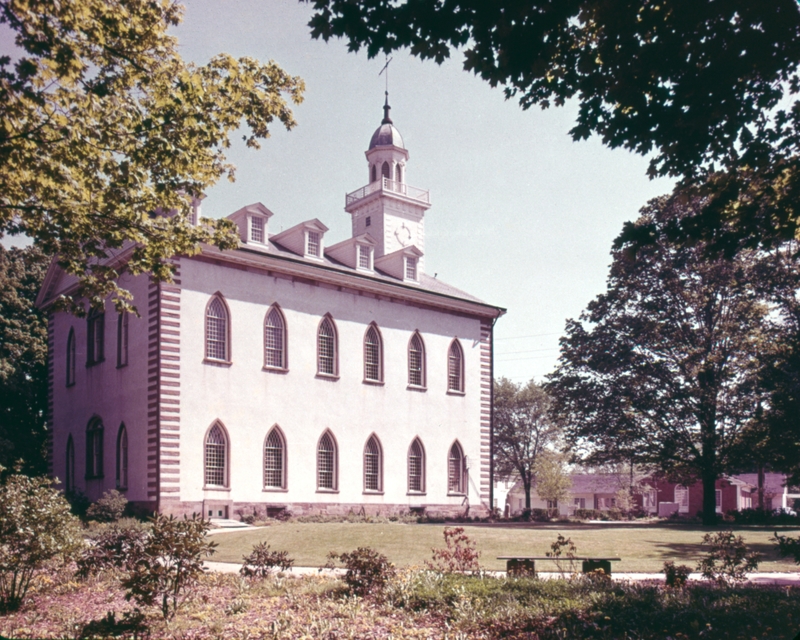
210,521 -> 800,572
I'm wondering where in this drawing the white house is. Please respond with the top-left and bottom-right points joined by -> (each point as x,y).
38,99 -> 505,519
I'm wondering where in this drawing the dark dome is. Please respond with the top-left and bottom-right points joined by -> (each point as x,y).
369,122 -> 404,150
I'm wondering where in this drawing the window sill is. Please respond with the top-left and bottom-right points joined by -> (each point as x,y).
362,379 -> 385,386
203,358 -> 232,367
315,373 -> 339,381
116,485 -> 128,492
316,488 -> 339,494
263,366 -> 289,374
363,490 -> 384,495
116,363 -> 128,370
85,358 -> 105,368
203,485 -> 231,491
446,389 -> 466,396
263,487 -> 288,493
447,492 -> 467,497
407,384 -> 427,392
66,381 -> 75,388
407,491 -> 427,496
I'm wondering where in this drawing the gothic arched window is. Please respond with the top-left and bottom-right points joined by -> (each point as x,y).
116,423 -> 128,490
264,305 -> 287,370
65,435 -> 75,493
86,417 -> 104,478
381,161 -> 390,180
205,295 -> 230,362
448,441 -> 466,494
204,422 -> 228,487
363,324 -> 383,383
87,307 -> 105,365
408,438 -> 425,493
317,431 -> 337,490
447,339 -> 465,393
317,316 -> 338,376
66,328 -> 76,386
363,435 -> 383,492
264,427 -> 286,490
408,332 -> 426,388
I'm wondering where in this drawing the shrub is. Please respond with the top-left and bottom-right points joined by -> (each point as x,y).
426,527 -> 481,574
546,534 -> 579,578
774,531 -> 800,564
240,542 -> 294,579
0,471 -> 83,611
574,508 -> 604,521
77,521 -> 149,578
121,514 -> 217,619
65,488 -> 90,519
697,530 -> 759,585
662,561 -> 692,588
328,547 -> 394,598
86,489 -> 128,522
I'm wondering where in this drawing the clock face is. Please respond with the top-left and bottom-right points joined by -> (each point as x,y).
395,223 -> 412,246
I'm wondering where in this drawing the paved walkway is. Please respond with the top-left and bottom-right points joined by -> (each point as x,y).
205,561 -> 800,585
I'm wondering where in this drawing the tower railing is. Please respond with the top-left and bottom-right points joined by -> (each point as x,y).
346,178 -> 430,206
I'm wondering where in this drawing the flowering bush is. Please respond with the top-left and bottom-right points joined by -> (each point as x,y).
0,470 -> 83,611
426,527 -> 481,574
77,521 -> 149,578
697,530 -> 759,585
662,560 -> 692,588
86,489 -> 128,522
328,547 -> 394,597
240,542 -> 294,579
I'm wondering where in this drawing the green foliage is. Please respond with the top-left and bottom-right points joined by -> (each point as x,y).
662,561 -> 692,588
533,452 -> 572,507
0,0 -> 304,310
240,542 -> 294,579
121,514 -> 217,620
76,521 -> 148,578
308,1 -> 800,253
328,547 -> 394,598
493,377 -> 560,512
0,245 -> 49,475
697,531 -> 760,586
0,470 -> 83,611
547,194 -> 798,525
86,489 -> 128,523
773,531 -> 800,565
426,527 -> 481,575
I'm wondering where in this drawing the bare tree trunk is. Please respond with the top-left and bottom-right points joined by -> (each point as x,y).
757,464 -> 765,511
702,468 -> 718,526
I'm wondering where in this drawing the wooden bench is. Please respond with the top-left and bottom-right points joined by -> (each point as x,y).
497,556 -> 622,576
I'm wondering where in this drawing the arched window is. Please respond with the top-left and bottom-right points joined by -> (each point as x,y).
86,417 -> 104,478
317,431 -> 337,490
116,424 -> 128,490
447,339 -> 465,393
408,332 -> 426,388
65,435 -> 75,493
408,438 -> 425,493
264,427 -> 286,489
264,306 -> 287,370
317,316 -> 338,376
204,423 -> 228,487
205,295 -> 230,362
363,324 -> 383,383
87,307 -> 105,365
363,435 -> 383,492
371,164 -> 377,183
116,312 -> 129,367
66,328 -> 76,386
395,164 -> 402,183
381,161 -> 390,180
448,441 -> 466,494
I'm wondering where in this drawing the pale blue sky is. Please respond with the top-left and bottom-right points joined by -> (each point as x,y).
3,1 -> 675,382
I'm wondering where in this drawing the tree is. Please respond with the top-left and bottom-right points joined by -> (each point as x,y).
493,377 -> 560,513
1,0 -> 304,311
306,1 -> 800,252
0,469 -> 84,611
0,245 -> 49,475
532,452 -> 571,512
546,194 -> 797,525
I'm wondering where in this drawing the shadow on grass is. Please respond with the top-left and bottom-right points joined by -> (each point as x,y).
647,539 -> 789,564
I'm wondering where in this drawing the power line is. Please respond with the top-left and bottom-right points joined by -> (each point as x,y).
496,347 -> 559,356
496,354 -> 561,362
494,332 -> 561,341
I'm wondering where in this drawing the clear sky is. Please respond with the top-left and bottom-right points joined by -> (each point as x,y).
4,1 -> 676,383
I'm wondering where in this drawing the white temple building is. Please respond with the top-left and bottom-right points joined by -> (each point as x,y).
38,98 -> 505,518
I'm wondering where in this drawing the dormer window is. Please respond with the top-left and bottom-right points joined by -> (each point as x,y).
405,257 -> 417,281
251,217 -> 264,243
307,231 -> 321,257
358,245 -> 372,270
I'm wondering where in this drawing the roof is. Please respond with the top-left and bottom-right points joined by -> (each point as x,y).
369,122 -> 404,150
733,473 -> 787,495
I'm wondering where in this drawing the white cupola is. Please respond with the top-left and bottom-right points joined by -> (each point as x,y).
344,94 -> 430,275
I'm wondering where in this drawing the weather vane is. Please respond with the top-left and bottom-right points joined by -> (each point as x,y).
379,55 -> 393,95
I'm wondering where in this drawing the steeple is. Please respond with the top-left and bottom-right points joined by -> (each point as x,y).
344,99 -> 431,278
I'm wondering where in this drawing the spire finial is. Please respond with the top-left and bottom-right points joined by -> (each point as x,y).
379,56 -> 393,124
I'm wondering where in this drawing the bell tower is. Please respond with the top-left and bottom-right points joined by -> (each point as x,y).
345,95 -> 431,276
